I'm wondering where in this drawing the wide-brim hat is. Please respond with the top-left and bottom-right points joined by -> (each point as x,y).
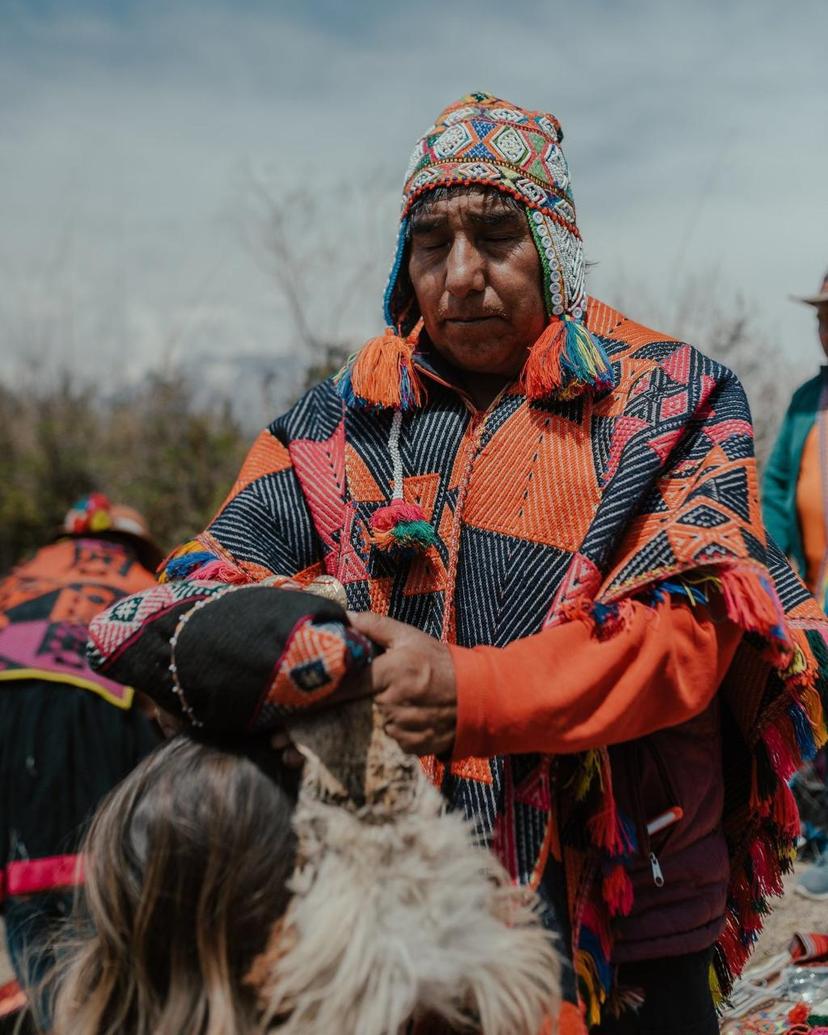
794,272 -> 828,307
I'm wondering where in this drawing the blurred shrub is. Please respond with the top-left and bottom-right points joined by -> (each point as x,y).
0,370 -> 248,575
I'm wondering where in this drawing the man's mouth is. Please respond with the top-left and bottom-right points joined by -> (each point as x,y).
443,315 -> 501,325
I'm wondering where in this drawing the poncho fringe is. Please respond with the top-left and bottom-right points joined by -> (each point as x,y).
566,561 -> 828,1024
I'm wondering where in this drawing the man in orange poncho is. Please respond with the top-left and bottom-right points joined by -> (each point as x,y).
89,95 -> 828,1034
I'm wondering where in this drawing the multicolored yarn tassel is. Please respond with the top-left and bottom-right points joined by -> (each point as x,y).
64,492 -> 114,534
520,315 -> 613,401
567,569 -> 828,1020
771,778 -> 801,841
369,409 -> 437,557
573,748 -> 603,801
334,328 -> 423,411
159,540 -> 257,585
187,558 -> 253,585
370,498 -> 437,554
159,541 -> 217,583
719,566 -> 789,660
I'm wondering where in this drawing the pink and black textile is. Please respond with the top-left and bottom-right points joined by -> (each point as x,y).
88,583 -> 373,733
88,299 -> 828,1028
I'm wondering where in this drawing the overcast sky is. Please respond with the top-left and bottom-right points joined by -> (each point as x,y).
1,0 -> 825,393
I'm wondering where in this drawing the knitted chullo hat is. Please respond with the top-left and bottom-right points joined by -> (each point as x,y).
335,91 -> 613,414
335,92 -> 613,557
89,582 -> 561,1032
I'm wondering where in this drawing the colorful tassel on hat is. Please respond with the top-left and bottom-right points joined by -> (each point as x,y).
520,314 -> 613,401
64,492 -> 114,535
334,328 -> 424,411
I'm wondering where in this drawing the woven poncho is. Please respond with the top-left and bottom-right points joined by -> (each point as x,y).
134,299 -> 828,1030
89,90 -> 828,1030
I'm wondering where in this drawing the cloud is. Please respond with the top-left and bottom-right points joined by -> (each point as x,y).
0,0 -> 825,401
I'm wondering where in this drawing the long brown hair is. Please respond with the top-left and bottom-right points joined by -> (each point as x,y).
48,735 -> 297,1035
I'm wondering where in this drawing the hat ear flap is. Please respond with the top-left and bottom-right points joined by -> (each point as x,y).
383,218 -> 420,336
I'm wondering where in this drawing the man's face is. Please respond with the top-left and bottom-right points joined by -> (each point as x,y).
407,190 -> 547,378
817,304 -> 828,358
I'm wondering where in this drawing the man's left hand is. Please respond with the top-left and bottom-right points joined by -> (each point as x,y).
348,611 -> 457,757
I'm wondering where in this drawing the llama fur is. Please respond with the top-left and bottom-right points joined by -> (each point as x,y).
254,700 -> 561,1034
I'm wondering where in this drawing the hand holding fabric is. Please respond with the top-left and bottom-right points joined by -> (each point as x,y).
348,612 -> 457,757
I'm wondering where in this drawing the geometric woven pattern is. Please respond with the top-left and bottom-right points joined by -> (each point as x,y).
168,295 -> 828,1021
0,537 -> 155,708
256,618 -> 372,724
87,578 -> 230,661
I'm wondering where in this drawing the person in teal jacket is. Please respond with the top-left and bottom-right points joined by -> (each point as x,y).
763,272 -> 828,593
763,271 -> 828,900
763,372 -> 825,580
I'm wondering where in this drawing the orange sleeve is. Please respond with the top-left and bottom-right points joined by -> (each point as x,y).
450,599 -> 742,759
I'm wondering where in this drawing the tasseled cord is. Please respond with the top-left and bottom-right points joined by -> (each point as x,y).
369,410 -> 437,556
521,314 -> 613,401
336,314 -> 610,412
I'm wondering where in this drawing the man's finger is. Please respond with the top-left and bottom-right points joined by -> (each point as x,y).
282,746 -> 305,769
333,663 -> 378,702
381,720 -> 424,755
376,702 -> 434,732
347,610 -> 413,648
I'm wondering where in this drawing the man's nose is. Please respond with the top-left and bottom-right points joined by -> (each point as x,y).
444,238 -> 485,298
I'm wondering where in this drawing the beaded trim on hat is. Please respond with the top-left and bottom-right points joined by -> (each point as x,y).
384,92 -> 585,335
527,209 -> 586,320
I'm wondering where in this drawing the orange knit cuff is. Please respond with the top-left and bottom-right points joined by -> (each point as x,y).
449,643 -> 499,760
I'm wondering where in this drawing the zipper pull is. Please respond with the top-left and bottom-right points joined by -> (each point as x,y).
649,852 -> 665,888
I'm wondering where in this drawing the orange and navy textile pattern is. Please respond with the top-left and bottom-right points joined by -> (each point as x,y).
253,615 -> 373,728
0,537 -> 154,707
159,299 -> 828,1028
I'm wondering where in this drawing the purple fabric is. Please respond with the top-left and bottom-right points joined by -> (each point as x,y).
0,619 -> 130,703
610,700 -> 728,962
